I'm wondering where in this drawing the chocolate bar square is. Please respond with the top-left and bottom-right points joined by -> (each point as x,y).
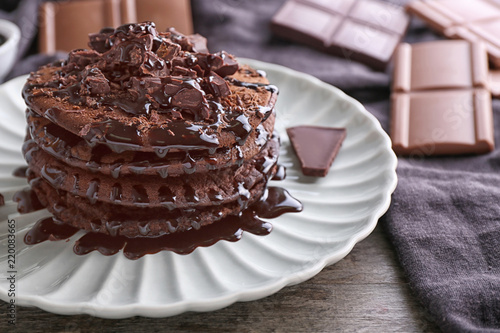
39,0 -> 193,53
390,40 -> 495,156
40,0 -> 123,53
271,0 -> 410,70
407,0 -> 500,67
391,89 -> 494,155
392,40 -> 489,92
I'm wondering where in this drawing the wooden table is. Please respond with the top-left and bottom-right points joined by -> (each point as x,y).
0,224 -> 441,332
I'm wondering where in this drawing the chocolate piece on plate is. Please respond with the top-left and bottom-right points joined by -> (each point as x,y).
286,126 -> 346,177
0,193 -> 4,206
406,0 -> 500,68
271,0 -> 410,70
391,40 -> 495,156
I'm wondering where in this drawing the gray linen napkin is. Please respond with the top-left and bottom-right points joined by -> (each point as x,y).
191,1 -> 500,332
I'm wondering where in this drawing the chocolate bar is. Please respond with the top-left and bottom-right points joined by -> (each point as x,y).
40,0 -> 123,54
286,126 -> 346,177
271,0 -> 410,70
391,40 -> 495,156
39,0 -> 193,53
121,0 -> 193,35
407,0 -> 500,68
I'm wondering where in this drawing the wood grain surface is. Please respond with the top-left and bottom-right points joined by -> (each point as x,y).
0,225 -> 441,333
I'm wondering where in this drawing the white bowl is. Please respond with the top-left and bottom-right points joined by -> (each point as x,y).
0,19 -> 20,81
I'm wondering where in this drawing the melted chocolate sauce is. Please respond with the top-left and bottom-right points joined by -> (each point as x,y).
24,187 -> 302,259
29,105 -> 257,161
227,78 -> 278,95
13,187 -> 44,214
272,164 -> 286,181
12,166 -> 29,178
24,217 -> 79,245
27,105 -> 272,179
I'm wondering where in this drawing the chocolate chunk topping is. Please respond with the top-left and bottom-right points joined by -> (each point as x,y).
186,34 -> 209,53
82,68 -> 110,95
88,27 -> 115,53
205,72 -> 231,97
157,40 -> 181,60
0,193 -> 4,206
31,22 -> 240,121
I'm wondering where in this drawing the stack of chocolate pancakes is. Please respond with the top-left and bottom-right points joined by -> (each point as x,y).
22,22 -> 279,238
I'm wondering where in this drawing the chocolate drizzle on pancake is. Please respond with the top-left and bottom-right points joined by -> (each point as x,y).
25,186 -> 301,259
13,187 -> 44,214
23,22 -> 277,153
12,166 -> 28,178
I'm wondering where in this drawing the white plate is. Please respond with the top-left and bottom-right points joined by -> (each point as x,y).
0,59 -> 397,318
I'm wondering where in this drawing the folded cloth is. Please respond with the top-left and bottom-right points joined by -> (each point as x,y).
3,0 -> 500,331
192,0 -> 500,331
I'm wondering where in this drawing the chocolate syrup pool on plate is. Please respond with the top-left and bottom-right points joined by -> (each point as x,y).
24,185 -> 302,259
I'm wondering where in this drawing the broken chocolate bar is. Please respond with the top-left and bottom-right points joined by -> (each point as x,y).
406,0 -> 500,67
286,126 -> 346,177
271,0 -> 410,70
391,40 -> 495,156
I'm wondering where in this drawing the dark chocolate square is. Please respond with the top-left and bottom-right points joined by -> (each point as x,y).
330,20 -> 400,68
271,1 -> 342,50
271,0 -> 410,70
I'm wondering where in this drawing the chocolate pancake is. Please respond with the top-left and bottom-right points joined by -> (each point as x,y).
26,107 -> 276,177
24,133 -> 279,209
21,22 -> 281,238
26,135 -> 278,237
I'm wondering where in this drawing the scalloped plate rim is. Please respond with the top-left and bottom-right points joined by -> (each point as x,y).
0,59 -> 397,318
